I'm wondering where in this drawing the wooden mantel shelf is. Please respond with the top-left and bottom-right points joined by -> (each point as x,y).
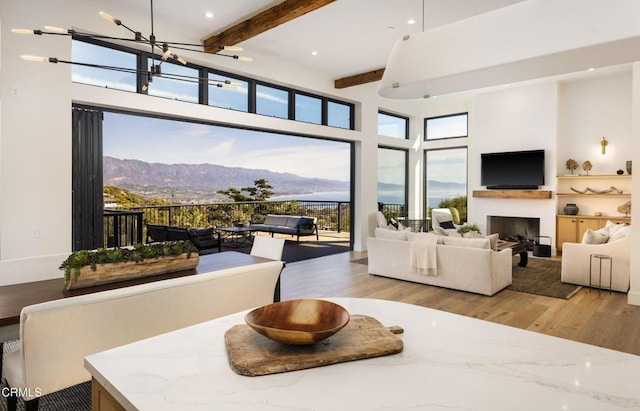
472,190 -> 552,199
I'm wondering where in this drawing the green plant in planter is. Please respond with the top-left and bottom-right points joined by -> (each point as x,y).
457,224 -> 480,235
60,241 -> 198,286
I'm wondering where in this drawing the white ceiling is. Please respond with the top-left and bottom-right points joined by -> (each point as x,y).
104,0 -> 525,80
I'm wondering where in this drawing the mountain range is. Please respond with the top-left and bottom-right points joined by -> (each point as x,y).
103,156 -> 350,203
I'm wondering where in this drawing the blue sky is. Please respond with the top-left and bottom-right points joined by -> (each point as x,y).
103,112 -> 352,181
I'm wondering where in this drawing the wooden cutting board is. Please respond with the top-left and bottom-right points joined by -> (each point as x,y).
225,315 -> 403,376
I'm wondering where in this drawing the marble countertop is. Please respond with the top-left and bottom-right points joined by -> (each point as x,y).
85,298 -> 640,410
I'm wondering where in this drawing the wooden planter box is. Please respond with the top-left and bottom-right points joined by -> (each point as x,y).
64,253 -> 199,291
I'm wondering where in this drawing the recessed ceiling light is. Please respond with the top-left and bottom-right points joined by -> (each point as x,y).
588,67 -> 595,71
205,11 -> 214,19
407,18 -> 416,25
387,26 -> 395,30
311,51 -> 318,56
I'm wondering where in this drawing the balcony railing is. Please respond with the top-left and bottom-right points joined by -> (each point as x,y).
104,200 -> 355,247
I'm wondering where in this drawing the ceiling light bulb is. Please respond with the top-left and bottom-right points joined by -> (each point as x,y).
407,19 -> 416,24
161,49 -> 171,61
235,56 -> 253,62
44,26 -> 67,33
205,12 -> 214,19
311,51 -> 318,56
20,54 -> 48,62
11,28 -> 34,34
99,11 -> 121,25
221,45 -> 243,52
588,67 -> 595,71
176,55 -> 187,65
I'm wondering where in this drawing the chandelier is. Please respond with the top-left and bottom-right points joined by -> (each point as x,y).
12,0 -> 253,90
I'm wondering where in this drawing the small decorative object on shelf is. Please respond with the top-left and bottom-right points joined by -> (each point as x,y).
564,203 -> 579,215
617,169 -> 624,175
627,160 -> 632,175
566,159 -> 578,174
582,160 -> 592,175
618,201 -> 631,217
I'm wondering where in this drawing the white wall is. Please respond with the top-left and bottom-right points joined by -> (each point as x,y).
469,82 -> 559,246
558,72 -> 632,175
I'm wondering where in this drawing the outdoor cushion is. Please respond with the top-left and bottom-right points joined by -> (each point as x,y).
263,215 -> 290,226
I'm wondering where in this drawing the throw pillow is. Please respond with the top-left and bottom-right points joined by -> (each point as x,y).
449,208 -> 461,225
443,236 -> 490,249
486,233 -> 500,251
608,225 -> 631,242
605,220 -> 627,237
375,227 -> 410,241
439,220 -> 455,229
581,228 -> 608,244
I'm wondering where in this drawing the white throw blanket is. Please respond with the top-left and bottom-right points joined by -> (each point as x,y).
410,235 -> 438,276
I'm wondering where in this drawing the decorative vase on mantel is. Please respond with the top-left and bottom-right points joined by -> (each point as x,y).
564,203 -> 579,215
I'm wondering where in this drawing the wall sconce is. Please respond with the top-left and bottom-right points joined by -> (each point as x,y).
601,137 -> 608,155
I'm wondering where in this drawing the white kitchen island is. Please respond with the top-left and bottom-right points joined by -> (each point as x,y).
85,298 -> 640,410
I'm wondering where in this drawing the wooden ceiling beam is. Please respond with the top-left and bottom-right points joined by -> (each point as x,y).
203,0 -> 336,52
334,68 -> 386,89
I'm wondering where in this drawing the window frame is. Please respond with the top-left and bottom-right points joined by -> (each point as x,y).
378,110 -> 409,140
424,112 -> 468,141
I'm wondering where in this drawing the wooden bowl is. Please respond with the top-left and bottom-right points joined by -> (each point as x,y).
245,299 -> 350,345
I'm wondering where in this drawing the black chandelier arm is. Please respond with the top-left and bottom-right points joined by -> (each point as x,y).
43,58 -> 236,86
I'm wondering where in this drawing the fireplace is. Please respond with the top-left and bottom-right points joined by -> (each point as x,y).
487,216 -> 540,248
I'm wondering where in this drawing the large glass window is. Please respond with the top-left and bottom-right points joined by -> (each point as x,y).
425,113 -> 468,140
72,38 -> 355,130
378,111 -> 408,139
256,84 -> 289,119
377,147 -> 407,217
71,40 -> 137,92
425,147 -> 468,222
146,59 -> 199,103
208,73 -> 248,111
327,101 -> 352,129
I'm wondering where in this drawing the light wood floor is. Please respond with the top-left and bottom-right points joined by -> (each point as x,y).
281,250 -> 640,356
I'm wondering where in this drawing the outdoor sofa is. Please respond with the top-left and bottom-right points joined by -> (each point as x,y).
249,214 -> 319,242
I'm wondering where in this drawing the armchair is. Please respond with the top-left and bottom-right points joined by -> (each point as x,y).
431,208 -> 462,231
561,235 -> 630,292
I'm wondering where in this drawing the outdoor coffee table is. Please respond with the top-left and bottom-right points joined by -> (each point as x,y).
217,226 -> 255,248
497,240 -> 528,267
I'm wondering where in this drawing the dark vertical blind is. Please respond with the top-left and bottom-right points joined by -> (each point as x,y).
72,107 -> 104,250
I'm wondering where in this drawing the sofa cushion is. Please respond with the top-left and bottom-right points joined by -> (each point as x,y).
608,225 -> 631,242
581,227 -> 609,244
285,217 -> 302,228
443,236 -> 490,249
263,215 -> 290,226
375,227 -> 410,241
606,220 -> 628,237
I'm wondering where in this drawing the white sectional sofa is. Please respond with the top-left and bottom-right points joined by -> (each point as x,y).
3,260 -> 284,411
367,229 -> 512,296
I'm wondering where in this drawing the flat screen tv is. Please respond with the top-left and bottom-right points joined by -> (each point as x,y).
481,149 -> 545,189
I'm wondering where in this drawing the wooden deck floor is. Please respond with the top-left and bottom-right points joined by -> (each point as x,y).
281,250 -> 640,356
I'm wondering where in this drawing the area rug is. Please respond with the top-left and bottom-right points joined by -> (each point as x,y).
508,256 -> 582,299
1,341 -> 90,411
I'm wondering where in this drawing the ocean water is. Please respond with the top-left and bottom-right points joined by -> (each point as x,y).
271,190 -> 464,208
